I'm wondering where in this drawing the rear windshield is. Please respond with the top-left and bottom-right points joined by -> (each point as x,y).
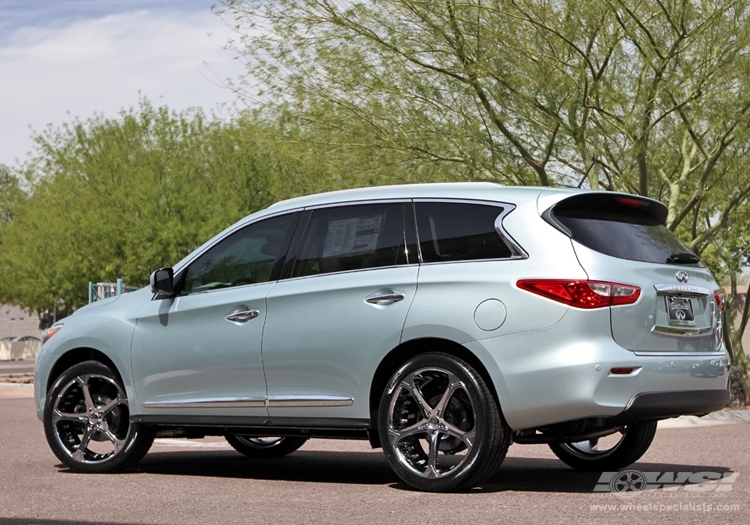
548,195 -> 699,265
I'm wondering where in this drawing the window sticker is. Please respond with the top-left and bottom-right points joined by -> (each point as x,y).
322,214 -> 384,257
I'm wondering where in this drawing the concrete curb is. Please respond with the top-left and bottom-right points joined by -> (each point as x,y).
0,382 -> 34,400
658,408 -> 750,429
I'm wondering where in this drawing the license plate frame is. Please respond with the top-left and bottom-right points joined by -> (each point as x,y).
665,296 -> 695,326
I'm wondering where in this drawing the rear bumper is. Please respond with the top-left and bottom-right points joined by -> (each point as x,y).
611,389 -> 730,421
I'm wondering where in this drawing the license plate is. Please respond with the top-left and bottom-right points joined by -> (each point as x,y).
666,296 -> 695,326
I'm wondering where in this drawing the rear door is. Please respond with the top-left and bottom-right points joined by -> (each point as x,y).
262,201 -> 418,422
545,193 -> 722,353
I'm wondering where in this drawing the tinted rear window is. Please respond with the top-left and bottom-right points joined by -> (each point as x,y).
550,195 -> 698,265
293,203 -> 407,277
415,202 -> 513,263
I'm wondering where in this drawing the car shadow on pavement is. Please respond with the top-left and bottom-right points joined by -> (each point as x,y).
55,450 -> 734,494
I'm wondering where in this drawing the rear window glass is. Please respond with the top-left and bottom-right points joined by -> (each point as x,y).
415,202 -> 513,263
294,203 -> 407,277
551,197 -> 698,265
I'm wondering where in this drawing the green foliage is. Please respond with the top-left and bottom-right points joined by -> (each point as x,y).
217,0 -> 750,251
730,364 -> 748,406
0,101 -> 296,313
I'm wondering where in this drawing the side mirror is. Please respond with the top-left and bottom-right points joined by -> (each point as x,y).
149,267 -> 174,296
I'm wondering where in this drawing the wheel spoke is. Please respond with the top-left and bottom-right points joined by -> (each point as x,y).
434,372 -> 462,417
388,419 -> 428,446
52,408 -> 88,426
99,396 -> 125,417
77,376 -> 96,413
402,375 -> 431,418
441,422 -> 475,452
101,428 -> 126,454
425,432 -> 440,478
73,425 -> 96,461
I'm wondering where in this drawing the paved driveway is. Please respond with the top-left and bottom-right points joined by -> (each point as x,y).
1,384 -> 747,525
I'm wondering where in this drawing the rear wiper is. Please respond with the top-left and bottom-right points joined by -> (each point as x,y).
666,252 -> 700,264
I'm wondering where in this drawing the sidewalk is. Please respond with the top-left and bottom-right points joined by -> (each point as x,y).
658,407 -> 750,429
0,382 -> 34,400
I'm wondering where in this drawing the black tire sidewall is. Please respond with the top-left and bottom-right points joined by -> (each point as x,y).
224,435 -> 308,459
548,421 -> 658,472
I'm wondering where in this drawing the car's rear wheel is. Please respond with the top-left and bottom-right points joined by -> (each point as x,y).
43,360 -> 154,473
225,435 -> 308,458
548,421 -> 657,471
378,352 -> 510,492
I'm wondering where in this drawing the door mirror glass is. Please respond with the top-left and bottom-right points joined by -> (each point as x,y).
150,267 -> 174,296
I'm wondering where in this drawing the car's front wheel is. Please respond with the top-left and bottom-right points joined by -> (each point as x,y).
548,421 -> 657,471
43,360 -> 154,473
378,352 -> 510,492
225,435 -> 308,458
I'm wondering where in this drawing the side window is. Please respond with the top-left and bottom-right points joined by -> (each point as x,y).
415,202 -> 513,263
293,203 -> 407,277
181,214 -> 293,295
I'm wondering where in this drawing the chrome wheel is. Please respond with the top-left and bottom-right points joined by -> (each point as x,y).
387,367 -> 476,479
225,434 -> 307,458
44,361 -> 154,472
51,373 -> 130,464
379,352 -> 510,492
549,421 -> 657,471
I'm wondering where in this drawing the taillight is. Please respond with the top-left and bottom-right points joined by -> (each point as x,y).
714,291 -> 726,311
516,280 -> 641,309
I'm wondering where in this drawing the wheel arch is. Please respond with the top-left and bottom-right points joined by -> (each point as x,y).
368,337 -> 503,448
47,347 -> 124,395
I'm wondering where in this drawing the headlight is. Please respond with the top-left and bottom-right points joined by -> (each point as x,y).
41,324 -> 63,345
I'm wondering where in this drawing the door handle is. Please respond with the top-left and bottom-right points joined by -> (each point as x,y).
365,289 -> 406,306
226,305 -> 259,323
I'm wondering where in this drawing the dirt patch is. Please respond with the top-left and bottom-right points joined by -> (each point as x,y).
0,374 -> 34,384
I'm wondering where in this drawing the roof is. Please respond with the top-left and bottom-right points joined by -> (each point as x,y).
265,182 -> 570,214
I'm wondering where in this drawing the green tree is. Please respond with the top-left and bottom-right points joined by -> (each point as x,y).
216,0 -> 750,251
0,101 -> 294,316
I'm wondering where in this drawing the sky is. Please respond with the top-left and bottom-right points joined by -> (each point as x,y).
0,0 -> 245,167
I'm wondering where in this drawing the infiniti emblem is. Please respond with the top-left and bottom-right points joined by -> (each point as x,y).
676,271 -> 689,283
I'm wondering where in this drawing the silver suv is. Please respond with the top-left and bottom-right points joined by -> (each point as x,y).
35,183 -> 730,492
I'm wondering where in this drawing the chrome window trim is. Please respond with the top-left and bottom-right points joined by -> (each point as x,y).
171,197 -> 528,292
272,262 -> 416,284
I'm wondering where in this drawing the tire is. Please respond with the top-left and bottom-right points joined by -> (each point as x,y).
225,435 -> 308,458
548,421 -> 657,471
43,360 -> 154,473
378,352 -> 510,492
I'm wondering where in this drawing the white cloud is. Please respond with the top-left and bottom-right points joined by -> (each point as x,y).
0,9 -> 244,167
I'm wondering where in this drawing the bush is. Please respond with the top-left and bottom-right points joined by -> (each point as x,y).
729,365 -> 747,406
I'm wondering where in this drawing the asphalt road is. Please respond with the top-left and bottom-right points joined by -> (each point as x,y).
1,384 -> 748,525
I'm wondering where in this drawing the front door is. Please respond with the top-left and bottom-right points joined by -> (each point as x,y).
131,213 -> 295,419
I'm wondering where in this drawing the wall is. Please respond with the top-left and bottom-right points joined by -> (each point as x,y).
0,304 -> 41,340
